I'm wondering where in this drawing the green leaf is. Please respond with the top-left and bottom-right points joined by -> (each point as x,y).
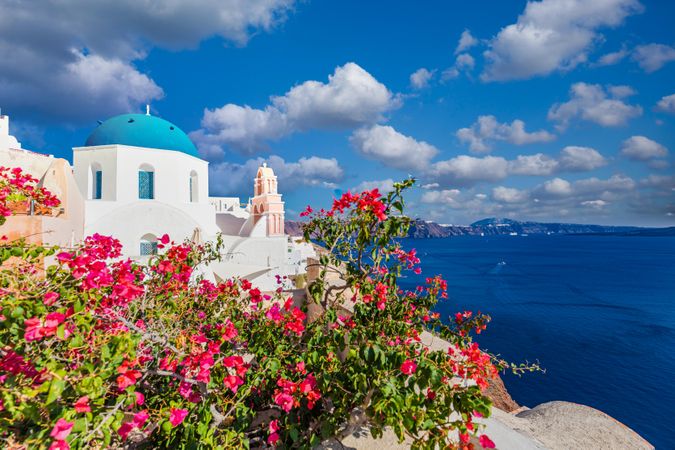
46,379 -> 65,405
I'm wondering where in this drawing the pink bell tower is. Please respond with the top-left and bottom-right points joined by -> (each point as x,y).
251,163 -> 285,237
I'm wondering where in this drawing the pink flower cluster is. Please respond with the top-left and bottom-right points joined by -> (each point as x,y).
48,418 -> 74,449
0,166 -> 60,218
117,359 -> 142,391
223,355 -> 248,393
273,373 -> 322,413
0,349 -> 44,385
391,247 -> 422,274
24,312 -> 67,341
118,410 -> 150,440
361,281 -> 389,310
331,189 -> 387,221
265,297 -> 307,336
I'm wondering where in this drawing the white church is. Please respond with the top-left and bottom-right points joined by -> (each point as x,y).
0,110 -> 314,290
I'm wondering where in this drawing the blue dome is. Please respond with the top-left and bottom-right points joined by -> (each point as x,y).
84,114 -> 199,157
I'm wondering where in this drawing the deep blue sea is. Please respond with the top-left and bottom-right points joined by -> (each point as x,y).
399,235 -> 675,449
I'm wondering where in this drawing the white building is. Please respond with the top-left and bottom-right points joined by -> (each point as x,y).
1,111 -> 314,290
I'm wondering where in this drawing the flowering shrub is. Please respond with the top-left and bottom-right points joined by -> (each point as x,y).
0,166 -> 60,223
0,170 -> 529,449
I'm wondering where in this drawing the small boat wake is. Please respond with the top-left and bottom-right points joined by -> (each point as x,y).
488,260 -> 507,274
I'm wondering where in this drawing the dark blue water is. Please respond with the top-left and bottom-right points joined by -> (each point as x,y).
399,235 -> 675,449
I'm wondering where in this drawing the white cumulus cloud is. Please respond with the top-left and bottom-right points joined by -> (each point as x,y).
427,155 -> 510,187
655,94 -> 675,114
442,53 -> 476,80
209,154 -> 343,196
0,0 -> 296,122
542,177 -> 573,196
508,146 -> 606,175
410,68 -> 435,89
455,29 -> 479,54
420,189 -> 463,207
508,153 -> 559,176
548,82 -> 642,130
352,179 -> 396,194
632,43 -> 675,72
581,199 -> 609,209
457,115 -> 555,153
558,146 -> 607,171
492,186 -> 530,203
620,136 -> 669,160
191,63 -> 401,156
481,0 -> 642,81
595,47 -> 629,66
350,125 -> 438,171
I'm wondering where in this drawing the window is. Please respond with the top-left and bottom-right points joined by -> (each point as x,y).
140,234 -> 158,256
189,170 -> 198,203
89,163 -> 102,200
94,170 -> 102,199
138,170 -> 154,199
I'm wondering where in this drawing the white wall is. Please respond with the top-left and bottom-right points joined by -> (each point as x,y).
73,144 -> 219,257
215,214 -> 247,235
85,202 -> 206,256
0,148 -> 85,256
0,115 -> 21,150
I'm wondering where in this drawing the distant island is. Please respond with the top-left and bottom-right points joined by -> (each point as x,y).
286,217 -> 675,238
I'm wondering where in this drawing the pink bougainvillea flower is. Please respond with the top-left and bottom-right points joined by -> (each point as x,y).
134,391 -> 145,406
133,410 -> 149,427
223,355 -> 244,368
48,440 -> 70,450
268,432 -> 280,446
273,392 -> 295,413
268,419 -> 280,445
266,303 -> 283,323
116,361 -> 141,391
74,396 -> 91,413
223,374 -> 244,393
400,359 -> 417,375
42,312 -> 66,337
24,317 -> 43,341
157,260 -> 175,274
159,234 -> 170,245
169,408 -> 189,427
117,422 -> 135,440
50,418 -> 74,441
299,373 -> 317,394
479,435 -> 496,448
43,291 -> 60,305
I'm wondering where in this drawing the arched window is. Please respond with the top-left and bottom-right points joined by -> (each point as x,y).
89,163 -> 102,200
189,170 -> 198,203
139,233 -> 158,256
138,164 -> 154,199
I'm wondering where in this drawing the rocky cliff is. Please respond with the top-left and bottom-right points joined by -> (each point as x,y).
286,218 -> 674,239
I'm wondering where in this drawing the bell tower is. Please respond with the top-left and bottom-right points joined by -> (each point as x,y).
251,163 -> 285,236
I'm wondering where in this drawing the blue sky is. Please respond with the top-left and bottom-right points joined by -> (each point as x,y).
1,0 -> 674,226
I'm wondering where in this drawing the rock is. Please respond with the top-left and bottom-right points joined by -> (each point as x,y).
511,401 -> 653,450
485,375 -> 520,413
